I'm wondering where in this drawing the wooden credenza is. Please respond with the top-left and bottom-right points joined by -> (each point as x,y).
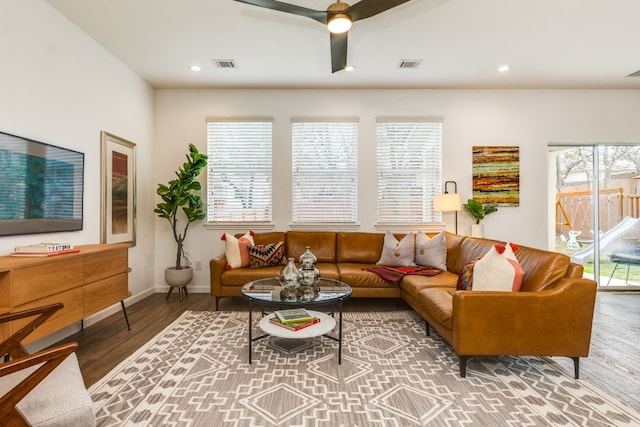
0,243 -> 131,344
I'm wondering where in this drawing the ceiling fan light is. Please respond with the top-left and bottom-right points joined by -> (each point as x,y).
327,14 -> 352,33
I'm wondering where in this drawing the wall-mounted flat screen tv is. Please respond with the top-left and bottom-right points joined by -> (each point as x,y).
0,131 -> 84,236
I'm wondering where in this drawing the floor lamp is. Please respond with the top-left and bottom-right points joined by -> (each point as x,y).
433,181 -> 462,234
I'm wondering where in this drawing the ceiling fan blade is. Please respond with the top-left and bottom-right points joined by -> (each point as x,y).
330,32 -> 348,73
234,0 -> 328,24
348,0 -> 412,22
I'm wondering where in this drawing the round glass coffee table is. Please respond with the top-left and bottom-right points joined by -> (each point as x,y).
241,277 -> 352,364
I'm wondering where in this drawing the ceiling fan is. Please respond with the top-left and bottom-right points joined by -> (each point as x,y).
234,0 -> 412,73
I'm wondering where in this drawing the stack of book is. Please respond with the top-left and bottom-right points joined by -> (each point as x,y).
270,308 -> 319,331
11,243 -> 79,257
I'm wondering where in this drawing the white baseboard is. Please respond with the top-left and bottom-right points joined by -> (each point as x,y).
155,284 -> 211,294
82,287 -> 156,328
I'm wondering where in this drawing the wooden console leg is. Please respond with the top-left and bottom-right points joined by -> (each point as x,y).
121,300 -> 131,330
571,357 -> 580,379
425,321 -> 430,336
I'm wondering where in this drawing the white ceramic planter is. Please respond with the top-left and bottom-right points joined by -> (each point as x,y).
470,224 -> 484,238
165,266 -> 193,287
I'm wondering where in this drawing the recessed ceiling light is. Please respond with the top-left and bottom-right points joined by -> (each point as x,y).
189,65 -> 201,72
498,65 -> 511,72
345,65 -> 355,72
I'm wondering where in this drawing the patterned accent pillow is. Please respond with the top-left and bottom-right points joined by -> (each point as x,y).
221,230 -> 254,270
415,230 -> 447,271
377,231 -> 416,267
248,241 -> 286,268
456,259 -> 478,290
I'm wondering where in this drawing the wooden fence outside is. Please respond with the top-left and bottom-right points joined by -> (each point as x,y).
556,188 -> 640,238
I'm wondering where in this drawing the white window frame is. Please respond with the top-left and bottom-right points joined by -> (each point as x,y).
205,117 -> 273,227
291,117 -> 358,227
376,117 -> 443,228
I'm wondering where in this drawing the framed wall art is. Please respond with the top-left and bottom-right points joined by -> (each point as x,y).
101,131 -> 136,245
472,146 -> 520,206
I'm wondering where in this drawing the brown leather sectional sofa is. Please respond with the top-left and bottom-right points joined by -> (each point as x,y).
210,230 -> 597,377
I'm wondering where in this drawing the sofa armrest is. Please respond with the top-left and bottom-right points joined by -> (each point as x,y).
452,277 -> 596,357
210,255 -> 228,297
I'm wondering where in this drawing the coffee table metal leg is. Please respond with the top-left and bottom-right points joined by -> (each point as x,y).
248,300 -> 253,364
338,299 -> 343,364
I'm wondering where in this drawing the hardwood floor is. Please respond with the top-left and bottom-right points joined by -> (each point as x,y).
59,291 -> 640,411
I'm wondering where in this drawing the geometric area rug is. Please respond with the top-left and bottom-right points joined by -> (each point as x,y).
89,310 -> 640,426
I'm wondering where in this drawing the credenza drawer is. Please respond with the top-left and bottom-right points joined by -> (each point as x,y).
83,273 -> 129,316
12,258 -> 84,305
12,287 -> 84,344
84,249 -> 128,283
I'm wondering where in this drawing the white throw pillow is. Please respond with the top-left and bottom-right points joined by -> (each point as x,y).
415,231 -> 447,271
472,243 -> 524,292
377,231 -> 416,267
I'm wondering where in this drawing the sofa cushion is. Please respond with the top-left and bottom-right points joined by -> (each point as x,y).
337,263 -> 398,288
222,231 -> 254,270
514,245 -> 571,291
248,242 -> 286,268
419,287 -> 455,331
285,231 -> 337,263
401,271 -> 458,300
415,231 -> 447,270
221,265 -> 283,286
377,231 -> 416,267
444,232 -> 466,273
472,243 -> 524,292
336,232 -> 385,263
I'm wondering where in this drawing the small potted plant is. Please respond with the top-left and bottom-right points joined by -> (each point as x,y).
462,199 -> 498,237
154,143 -> 208,297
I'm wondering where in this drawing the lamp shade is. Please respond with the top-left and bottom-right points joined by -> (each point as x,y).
433,193 -> 462,212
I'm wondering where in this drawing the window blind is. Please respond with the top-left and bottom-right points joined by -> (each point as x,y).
206,119 -> 273,223
291,120 -> 358,223
376,118 -> 443,224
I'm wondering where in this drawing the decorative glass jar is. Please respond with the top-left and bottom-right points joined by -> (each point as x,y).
279,258 -> 302,289
298,246 -> 320,287
279,258 -> 302,302
299,246 -> 318,267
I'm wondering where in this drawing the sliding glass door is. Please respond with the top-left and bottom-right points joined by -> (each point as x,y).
549,144 -> 640,290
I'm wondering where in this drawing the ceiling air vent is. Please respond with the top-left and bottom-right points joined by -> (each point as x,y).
399,59 -> 422,69
213,59 -> 237,69
627,69 -> 640,77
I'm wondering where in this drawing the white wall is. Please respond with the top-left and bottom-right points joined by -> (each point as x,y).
0,1 -> 157,328
155,88 -> 640,292
3,2 -> 640,304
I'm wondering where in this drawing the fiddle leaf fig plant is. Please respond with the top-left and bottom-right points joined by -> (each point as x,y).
155,143 -> 208,270
462,199 -> 498,224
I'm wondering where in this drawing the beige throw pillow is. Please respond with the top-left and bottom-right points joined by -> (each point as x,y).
415,231 -> 447,271
377,231 -> 416,267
